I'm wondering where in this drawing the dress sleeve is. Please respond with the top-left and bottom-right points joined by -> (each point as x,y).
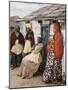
54,33 -> 63,59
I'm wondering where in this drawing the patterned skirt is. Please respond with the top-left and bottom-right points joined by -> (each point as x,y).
43,53 -> 62,82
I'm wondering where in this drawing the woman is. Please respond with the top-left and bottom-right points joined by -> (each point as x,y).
10,26 -> 25,49
11,40 -> 23,69
17,38 -> 43,79
10,26 -> 25,68
25,28 -> 35,46
43,20 -> 64,83
23,28 -> 35,56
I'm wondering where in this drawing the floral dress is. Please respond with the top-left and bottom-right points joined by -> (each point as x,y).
43,37 -> 62,83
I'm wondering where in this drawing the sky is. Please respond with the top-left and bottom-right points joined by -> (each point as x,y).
10,2 -> 48,18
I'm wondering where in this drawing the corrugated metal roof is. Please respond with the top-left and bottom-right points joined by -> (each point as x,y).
22,4 -> 66,21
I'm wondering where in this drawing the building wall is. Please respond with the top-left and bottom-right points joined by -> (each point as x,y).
61,23 -> 66,78
9,20 -> 16,28
31,20 -> 41,44
19,21 -> 26,37
19,20 -> 41,44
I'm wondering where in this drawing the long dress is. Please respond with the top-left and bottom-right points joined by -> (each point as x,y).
43,32 -> 63,83
11,40 -> 23,67
17,43 -> 43,79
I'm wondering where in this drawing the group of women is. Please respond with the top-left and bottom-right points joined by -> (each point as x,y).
10,20 -> 64,83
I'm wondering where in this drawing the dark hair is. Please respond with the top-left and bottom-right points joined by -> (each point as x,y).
52,20 -> 58,23
26,21 -> 30,23
50,20 -> 61,32
50,20 -> 58,25
38,20 -> 42,24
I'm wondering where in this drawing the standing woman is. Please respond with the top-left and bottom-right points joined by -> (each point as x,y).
10,26 -> 25,49
11,39 -> 23,69
23,28 -> 35,56
10,26 -> 25,69
43,20 -> 64,83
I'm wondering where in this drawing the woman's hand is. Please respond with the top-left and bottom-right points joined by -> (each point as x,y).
31,45 -> 35,51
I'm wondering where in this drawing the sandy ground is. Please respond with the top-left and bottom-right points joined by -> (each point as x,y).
10,67 -> 65,89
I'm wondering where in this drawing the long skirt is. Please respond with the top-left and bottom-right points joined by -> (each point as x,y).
43,53 -> 62,83
10,52 -> 23,67
18,61 -> 39,79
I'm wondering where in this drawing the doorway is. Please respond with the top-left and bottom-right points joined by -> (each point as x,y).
41,25 -> 50,44
39,25 -> 50,73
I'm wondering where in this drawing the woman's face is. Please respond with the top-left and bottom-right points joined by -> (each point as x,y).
53,28 -> 57,34
53,23 -> 61,34
50,24 -> 55,35
26,28 -> 31,32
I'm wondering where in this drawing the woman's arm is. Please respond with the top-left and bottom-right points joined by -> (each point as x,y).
31,45 -> 35,51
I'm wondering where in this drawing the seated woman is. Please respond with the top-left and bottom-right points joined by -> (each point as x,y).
17,38 -> 43,79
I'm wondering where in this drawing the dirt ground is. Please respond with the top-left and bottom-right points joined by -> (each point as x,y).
10,67 -> 65,89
